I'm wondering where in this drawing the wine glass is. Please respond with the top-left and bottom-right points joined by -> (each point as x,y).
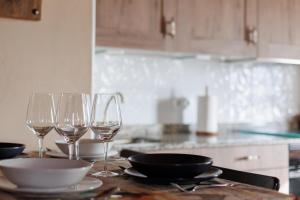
55,93 -> 90,160
90,93 -> 122,177
26,93 -> 55,158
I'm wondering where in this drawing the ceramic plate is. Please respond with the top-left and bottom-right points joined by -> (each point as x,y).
0,176 -> 102,194
125,167 -> 222,185
0,158 -> 92,189
46,150 -> 118,160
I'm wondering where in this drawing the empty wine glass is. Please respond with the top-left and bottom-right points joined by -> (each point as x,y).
26,93 -> 55,158
55,93 -> 90,160
90,93 -> 122,177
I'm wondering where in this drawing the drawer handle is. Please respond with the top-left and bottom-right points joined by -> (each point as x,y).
236,155 -> 260,161
245,26 -> 258,45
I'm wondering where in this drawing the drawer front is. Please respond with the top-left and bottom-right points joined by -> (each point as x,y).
149,144 -> 288,171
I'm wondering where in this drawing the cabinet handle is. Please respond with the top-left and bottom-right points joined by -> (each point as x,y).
236,155 -> 260,161
246,27 -> 258,45
32,8 -> 40,16
163,17 -> 176,38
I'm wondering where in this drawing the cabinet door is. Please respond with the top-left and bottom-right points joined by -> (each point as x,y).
175,0 -> 256,57
258,0 -> 300,60
96,0 -> 165,50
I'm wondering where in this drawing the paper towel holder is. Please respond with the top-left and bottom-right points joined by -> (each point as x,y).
196,86 -> 218,136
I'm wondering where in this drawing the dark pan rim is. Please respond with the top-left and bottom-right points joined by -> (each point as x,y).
0,143 -> 25,150
128,153 -> 213,167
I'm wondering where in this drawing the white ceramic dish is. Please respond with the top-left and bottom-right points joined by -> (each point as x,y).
0,158 -> 92,188
46,150 -> 118,160
56,139 -> 112,157
0,176 -> 102,194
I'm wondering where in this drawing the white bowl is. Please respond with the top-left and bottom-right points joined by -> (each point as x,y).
0,158 -> 92,188
56,139 -> 112,157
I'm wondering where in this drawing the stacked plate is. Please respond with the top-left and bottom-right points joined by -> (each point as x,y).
49,139 -> 118,160
127,153 -> 222,184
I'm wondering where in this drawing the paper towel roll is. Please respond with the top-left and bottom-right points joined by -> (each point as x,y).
196,95 -> 218,134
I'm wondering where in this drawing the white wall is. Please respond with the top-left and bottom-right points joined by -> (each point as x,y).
0,0 -> 93,150
93,52 -> 300,126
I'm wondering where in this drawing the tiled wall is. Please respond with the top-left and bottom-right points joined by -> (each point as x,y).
93,51 -> 300,125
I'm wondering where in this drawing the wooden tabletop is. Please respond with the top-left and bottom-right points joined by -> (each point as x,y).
0,153 -> 294,200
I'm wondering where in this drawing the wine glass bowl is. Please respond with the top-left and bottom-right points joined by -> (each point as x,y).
90,93 -> 122,177
91,121 -> 120,141
55,93 -> 90,160
26,93 -> 55,158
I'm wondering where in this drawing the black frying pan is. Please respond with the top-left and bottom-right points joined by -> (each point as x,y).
128,152 -> 212,178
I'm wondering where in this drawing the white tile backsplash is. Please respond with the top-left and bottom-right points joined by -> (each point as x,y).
93,52 -> 300,125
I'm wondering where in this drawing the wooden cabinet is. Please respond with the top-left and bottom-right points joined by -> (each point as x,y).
148,144 -> 289,193
175,0 -> 256,57
258,0 -> 300,60
96,0 -> 165,50
95,0 -> 255,56
96,0 -> 300,61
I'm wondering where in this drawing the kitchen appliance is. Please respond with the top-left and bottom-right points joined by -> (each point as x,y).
289,144 -> 300,195
157,97 -> 189,124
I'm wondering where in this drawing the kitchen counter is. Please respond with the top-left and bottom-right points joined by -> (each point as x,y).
113,130 -> 295,193
113,130 -> 300,152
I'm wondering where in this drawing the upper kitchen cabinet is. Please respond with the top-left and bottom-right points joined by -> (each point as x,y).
175,0 -> 257,57
258,0 -> 300,61
95,0 -> 165,50
95,0 -> 256,56
96,0 -> 300,62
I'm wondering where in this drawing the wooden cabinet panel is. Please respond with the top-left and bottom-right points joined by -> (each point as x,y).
201,144 -> 288,171
258,0 -> 300,60
0,0 -> 41,21
95,0 -> 300,61
95,0 -> 256,55
96,0 -> 165,50
175,0 -> 257,57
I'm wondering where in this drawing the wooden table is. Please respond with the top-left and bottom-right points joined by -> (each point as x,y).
0,154 -> 294,200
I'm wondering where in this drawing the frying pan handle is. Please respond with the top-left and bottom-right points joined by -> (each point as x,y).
120,149 -> 145,158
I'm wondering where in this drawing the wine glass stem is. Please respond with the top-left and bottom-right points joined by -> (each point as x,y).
38,137 -> 44,158
68,143 -> 76,160
75,141 -> 79,160
103,142 -> 109,173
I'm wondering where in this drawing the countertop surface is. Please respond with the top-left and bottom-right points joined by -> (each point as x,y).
113,130 -> 300,152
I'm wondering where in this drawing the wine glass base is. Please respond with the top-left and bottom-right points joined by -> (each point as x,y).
92,171 -> 119,177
